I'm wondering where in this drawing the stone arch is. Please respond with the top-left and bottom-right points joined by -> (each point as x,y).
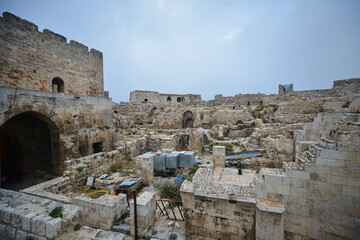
52,77 -> 64,93
183,110 -> 194,128
0,111 -> 63,188
149,107 -> 159,116
236,120 -> 243,125
177,97 -> 182,103
167,96 -> 172,102
144,98 -> 148,102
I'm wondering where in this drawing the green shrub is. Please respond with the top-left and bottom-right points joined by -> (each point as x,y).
97,125 -> 111,130
122,156 -> 132,162
74,224 -> 81,231
154,181 -> 182,201
263,133 -> 269,138
76,167 -> 83,173
49,206 -> 63,218
225,143 -> 234,155
215,136 -> 225,140
234,142 -> 240,146
190,164 -> 200,175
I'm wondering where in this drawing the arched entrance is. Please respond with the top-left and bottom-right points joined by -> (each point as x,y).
0,112 -> 61,190
182,111 -> 194,128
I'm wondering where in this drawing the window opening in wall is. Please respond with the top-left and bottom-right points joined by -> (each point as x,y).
144,98 -> 148,102
93,142 -> 103,154
247,101 -> 250,106
167,96 -> 171,102
52,77 -> 64,93
345,81 -> 349,86
260,101 -> 263,105
177,97 -> 181,102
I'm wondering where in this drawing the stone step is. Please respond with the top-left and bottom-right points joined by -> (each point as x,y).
330,130 -> 360,143
333,121 -> 360,131
343,113 -> 360,123
112,223 -> 131,235
303,151 -> 316,162
283,161 -> 303,173
319,138 -> 337,150
296,156 -> 312,164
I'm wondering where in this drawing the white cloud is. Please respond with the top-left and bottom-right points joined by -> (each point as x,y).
156,0 -> 166,10
223,28 -> 242,40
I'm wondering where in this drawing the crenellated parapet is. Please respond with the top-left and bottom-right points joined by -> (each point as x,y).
0,12 -> 104,97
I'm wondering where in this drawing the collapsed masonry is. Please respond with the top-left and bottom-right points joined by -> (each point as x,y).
0,12 -> 359,240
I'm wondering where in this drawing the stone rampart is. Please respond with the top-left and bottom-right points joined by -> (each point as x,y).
0,12 -> 104,97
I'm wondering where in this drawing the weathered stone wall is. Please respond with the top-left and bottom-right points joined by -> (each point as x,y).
181,168 -> 256,239
130,90 -> 202,105
0,188 -> 83,240
0,12 -> 104,97
0,86 -> 114,171
256,113 -> 360,239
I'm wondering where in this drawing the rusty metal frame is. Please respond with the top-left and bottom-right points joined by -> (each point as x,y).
156,199 -> 184,221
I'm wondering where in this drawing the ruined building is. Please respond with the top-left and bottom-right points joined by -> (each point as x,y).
0,12 -> 359,240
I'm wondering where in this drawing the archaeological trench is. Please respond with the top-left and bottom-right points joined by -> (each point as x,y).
0,12 -> 359,240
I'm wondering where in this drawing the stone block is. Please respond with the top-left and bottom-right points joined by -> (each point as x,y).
264,174 -> 284,185
288,169 -> 310,180
320,149 -> 356,160
5,226 -> 16,239
31,215 -> 48,236
11,209 -> 28,228
0,206 -> 13,224
213,146 -> 225,168
15,229 -> 27,240
46,217 -> 62,239
22,212 -> 36,232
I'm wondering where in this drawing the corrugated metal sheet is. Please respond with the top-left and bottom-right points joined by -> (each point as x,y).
225,150 -> 261,160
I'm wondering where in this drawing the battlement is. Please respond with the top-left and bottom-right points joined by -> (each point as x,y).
0,12 -> 102,59
130,90 -> 202,104
0,12 -> 104,97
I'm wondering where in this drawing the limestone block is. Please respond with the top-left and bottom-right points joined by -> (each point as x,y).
130,191 -> 156,238
320,149 -> 356,161
15,229 -> 27,240
275,139 -> 293,155
213,146 -> 225,168
135,154 -> 154,184
288,169 -> 310,180
46,217 -> 62,239
31,215 -> 48,236
0,206 -> 13,224
22,212 -> 37,232
5,226 -> 16,239
11,209 -> 28,228
256,199 -> 284,240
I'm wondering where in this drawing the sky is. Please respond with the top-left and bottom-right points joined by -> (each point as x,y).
0,0 -> 359,102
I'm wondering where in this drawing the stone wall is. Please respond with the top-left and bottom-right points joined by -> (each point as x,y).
0,188 -> 83,240
129,90 -> 202,105
0,86 -> 114,175
0,12 -> 104,97
180,168 -> 256,239
256,112 -> 360,239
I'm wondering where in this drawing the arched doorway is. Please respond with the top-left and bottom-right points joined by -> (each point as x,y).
0,112 -> 61,190
183,111 -> 194,128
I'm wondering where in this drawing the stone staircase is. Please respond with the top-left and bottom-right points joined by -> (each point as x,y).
284,112 -> 360,172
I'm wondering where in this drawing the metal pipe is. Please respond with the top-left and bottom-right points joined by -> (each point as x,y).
133,190 -> 138,240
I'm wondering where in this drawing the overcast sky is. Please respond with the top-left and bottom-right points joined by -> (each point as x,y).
1,0 -> 359,102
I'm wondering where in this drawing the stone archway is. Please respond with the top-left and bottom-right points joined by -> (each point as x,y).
0,111 -> 62,188
183,111 -> 194,128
